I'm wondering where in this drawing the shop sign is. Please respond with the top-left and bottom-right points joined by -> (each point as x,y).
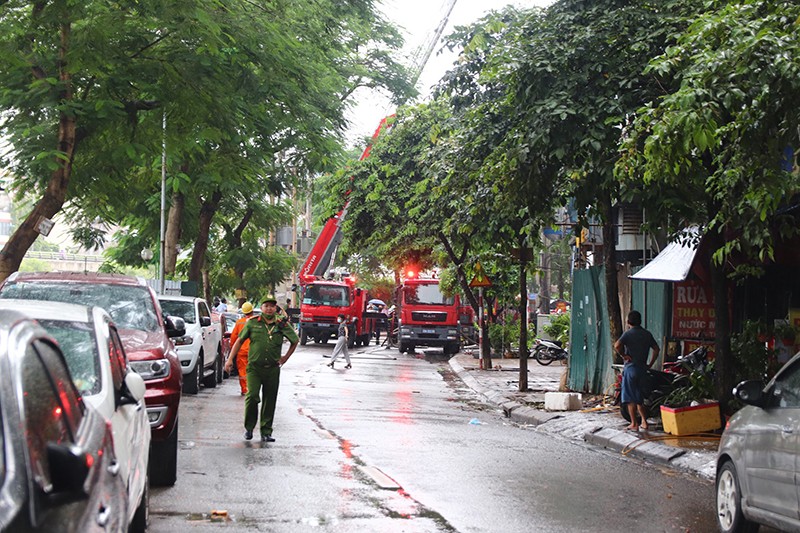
672,280 -> 715,339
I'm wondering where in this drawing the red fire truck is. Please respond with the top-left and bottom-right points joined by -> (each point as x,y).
398,274 -> 474,355
297,119 -> 392,347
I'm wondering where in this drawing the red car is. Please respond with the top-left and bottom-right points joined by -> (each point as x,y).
0,272 -> 184,487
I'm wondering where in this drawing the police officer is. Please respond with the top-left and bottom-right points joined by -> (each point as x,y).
225,295 -> 299,443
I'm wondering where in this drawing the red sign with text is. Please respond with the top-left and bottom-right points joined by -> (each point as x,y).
672,280 -> 715,340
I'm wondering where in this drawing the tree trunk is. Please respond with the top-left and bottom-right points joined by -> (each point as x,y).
436,231 -> 489,368
708,229 -> 734,412
518,244 -> 528,392
164,189 -> 185,274
202,267 -> 211,303
188,189 -> 222,283
601,196 -> 623,345
538,249 -> 551,315
0,23 -> 76,282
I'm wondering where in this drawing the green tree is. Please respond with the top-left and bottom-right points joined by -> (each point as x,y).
0,0 -> 414,294
619,0 -> 800,408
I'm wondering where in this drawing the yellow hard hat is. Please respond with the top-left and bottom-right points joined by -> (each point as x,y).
241,302 -> 254,314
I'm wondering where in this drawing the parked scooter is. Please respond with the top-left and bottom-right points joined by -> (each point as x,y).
532,338 -> 568,366
614,345 -> 710,423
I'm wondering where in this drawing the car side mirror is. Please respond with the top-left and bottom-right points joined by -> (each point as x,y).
165,316 -> 186,338
47,442 -> 90,495
120,371 -> 146,406
200,316 -> 211,327
733,380 -> 766,407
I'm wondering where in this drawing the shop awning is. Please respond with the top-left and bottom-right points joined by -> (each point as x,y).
630,231 -> 700,282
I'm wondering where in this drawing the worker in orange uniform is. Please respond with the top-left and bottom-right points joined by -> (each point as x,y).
230,301 -> 256,395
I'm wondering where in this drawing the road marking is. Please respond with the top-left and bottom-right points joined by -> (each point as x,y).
358,466 -> 401,490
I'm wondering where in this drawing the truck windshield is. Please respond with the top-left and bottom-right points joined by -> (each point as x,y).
303,284 -> 351,306
403,284 -> 454,305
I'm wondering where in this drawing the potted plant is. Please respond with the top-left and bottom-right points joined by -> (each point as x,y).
659,361 -> 722,435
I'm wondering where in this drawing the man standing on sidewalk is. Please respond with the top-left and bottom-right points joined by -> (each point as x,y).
614,310 -> 660,431
225,296 -> 299,443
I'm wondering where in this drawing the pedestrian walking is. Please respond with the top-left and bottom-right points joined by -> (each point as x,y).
613,310 -> 660,431
224,296 -> 299,443
327,313 -> 351,369
227,301 -> 256,395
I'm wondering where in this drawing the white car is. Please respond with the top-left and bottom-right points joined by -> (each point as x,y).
158,295 -> 223,394
0,300 -> 151,532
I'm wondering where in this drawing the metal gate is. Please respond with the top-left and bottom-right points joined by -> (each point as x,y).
568,266 -> 613,394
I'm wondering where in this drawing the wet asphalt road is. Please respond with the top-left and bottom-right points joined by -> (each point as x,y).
149,342 -> 719,532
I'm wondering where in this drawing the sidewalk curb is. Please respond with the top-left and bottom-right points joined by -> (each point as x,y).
449,356 -> 715,481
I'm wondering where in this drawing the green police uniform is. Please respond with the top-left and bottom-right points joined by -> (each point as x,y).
238,315 -> 299,437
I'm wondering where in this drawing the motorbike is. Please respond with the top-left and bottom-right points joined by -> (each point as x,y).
531,338 -> 568,366
614,345 -> 710,423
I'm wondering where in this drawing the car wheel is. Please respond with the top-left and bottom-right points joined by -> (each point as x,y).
150,420 -> 178,487
129,473 -> 149,533
716,460 -> 758,533
215,347 -> 224,383
183,353 -> 201,395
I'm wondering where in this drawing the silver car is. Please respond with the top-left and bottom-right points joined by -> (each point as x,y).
0,300 -> 151,532
716,351 -> 800,532
0,310 -> 128,532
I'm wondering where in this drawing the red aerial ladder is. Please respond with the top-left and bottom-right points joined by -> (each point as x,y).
296,119 -> 392,347
297,0 -> 459,348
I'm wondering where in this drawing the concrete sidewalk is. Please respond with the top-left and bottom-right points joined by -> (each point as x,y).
448,348 -> 718,481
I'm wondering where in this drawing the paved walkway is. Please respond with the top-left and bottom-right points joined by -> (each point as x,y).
449,348 -> 718,481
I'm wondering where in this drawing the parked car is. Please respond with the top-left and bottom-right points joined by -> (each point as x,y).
220,311 -> 241,376
0,310 -> 128,532
0,300 -> 151,532
158,295 -> 223,394
716,351 -> 800,533
0,272 -> 185,487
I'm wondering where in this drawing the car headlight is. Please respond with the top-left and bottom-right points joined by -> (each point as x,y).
130,359 -> 171,381
173,335 -> 194,346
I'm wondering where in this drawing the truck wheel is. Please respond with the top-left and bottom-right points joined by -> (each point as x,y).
399,341 -> 408,353
300,329 -> 308,345
202,351 -> 217,388
183,353 -> 201,394
215,346 -> 224,383
444,343 -> 459,356
150,419 -> 178,487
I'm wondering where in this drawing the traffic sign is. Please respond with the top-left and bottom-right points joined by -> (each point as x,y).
469,262 -> 492,288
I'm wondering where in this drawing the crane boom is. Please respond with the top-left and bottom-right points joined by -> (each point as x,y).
299,0 -> 459,284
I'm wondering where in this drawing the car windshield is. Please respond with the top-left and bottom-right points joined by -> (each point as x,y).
38,319 -> 102,396
159,300 -> 196,324
403,284 -> 454,306
0,282 -> 160,332
303,285 -> 351,307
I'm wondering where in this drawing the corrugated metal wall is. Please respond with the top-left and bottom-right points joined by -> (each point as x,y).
568,266 -> 613,394
568,265 -> 672,394
631,268 -> 670,368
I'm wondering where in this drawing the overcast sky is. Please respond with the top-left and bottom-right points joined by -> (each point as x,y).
345,0 -> 553,146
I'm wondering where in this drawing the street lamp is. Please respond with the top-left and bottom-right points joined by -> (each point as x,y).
140,248 -> 154,281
